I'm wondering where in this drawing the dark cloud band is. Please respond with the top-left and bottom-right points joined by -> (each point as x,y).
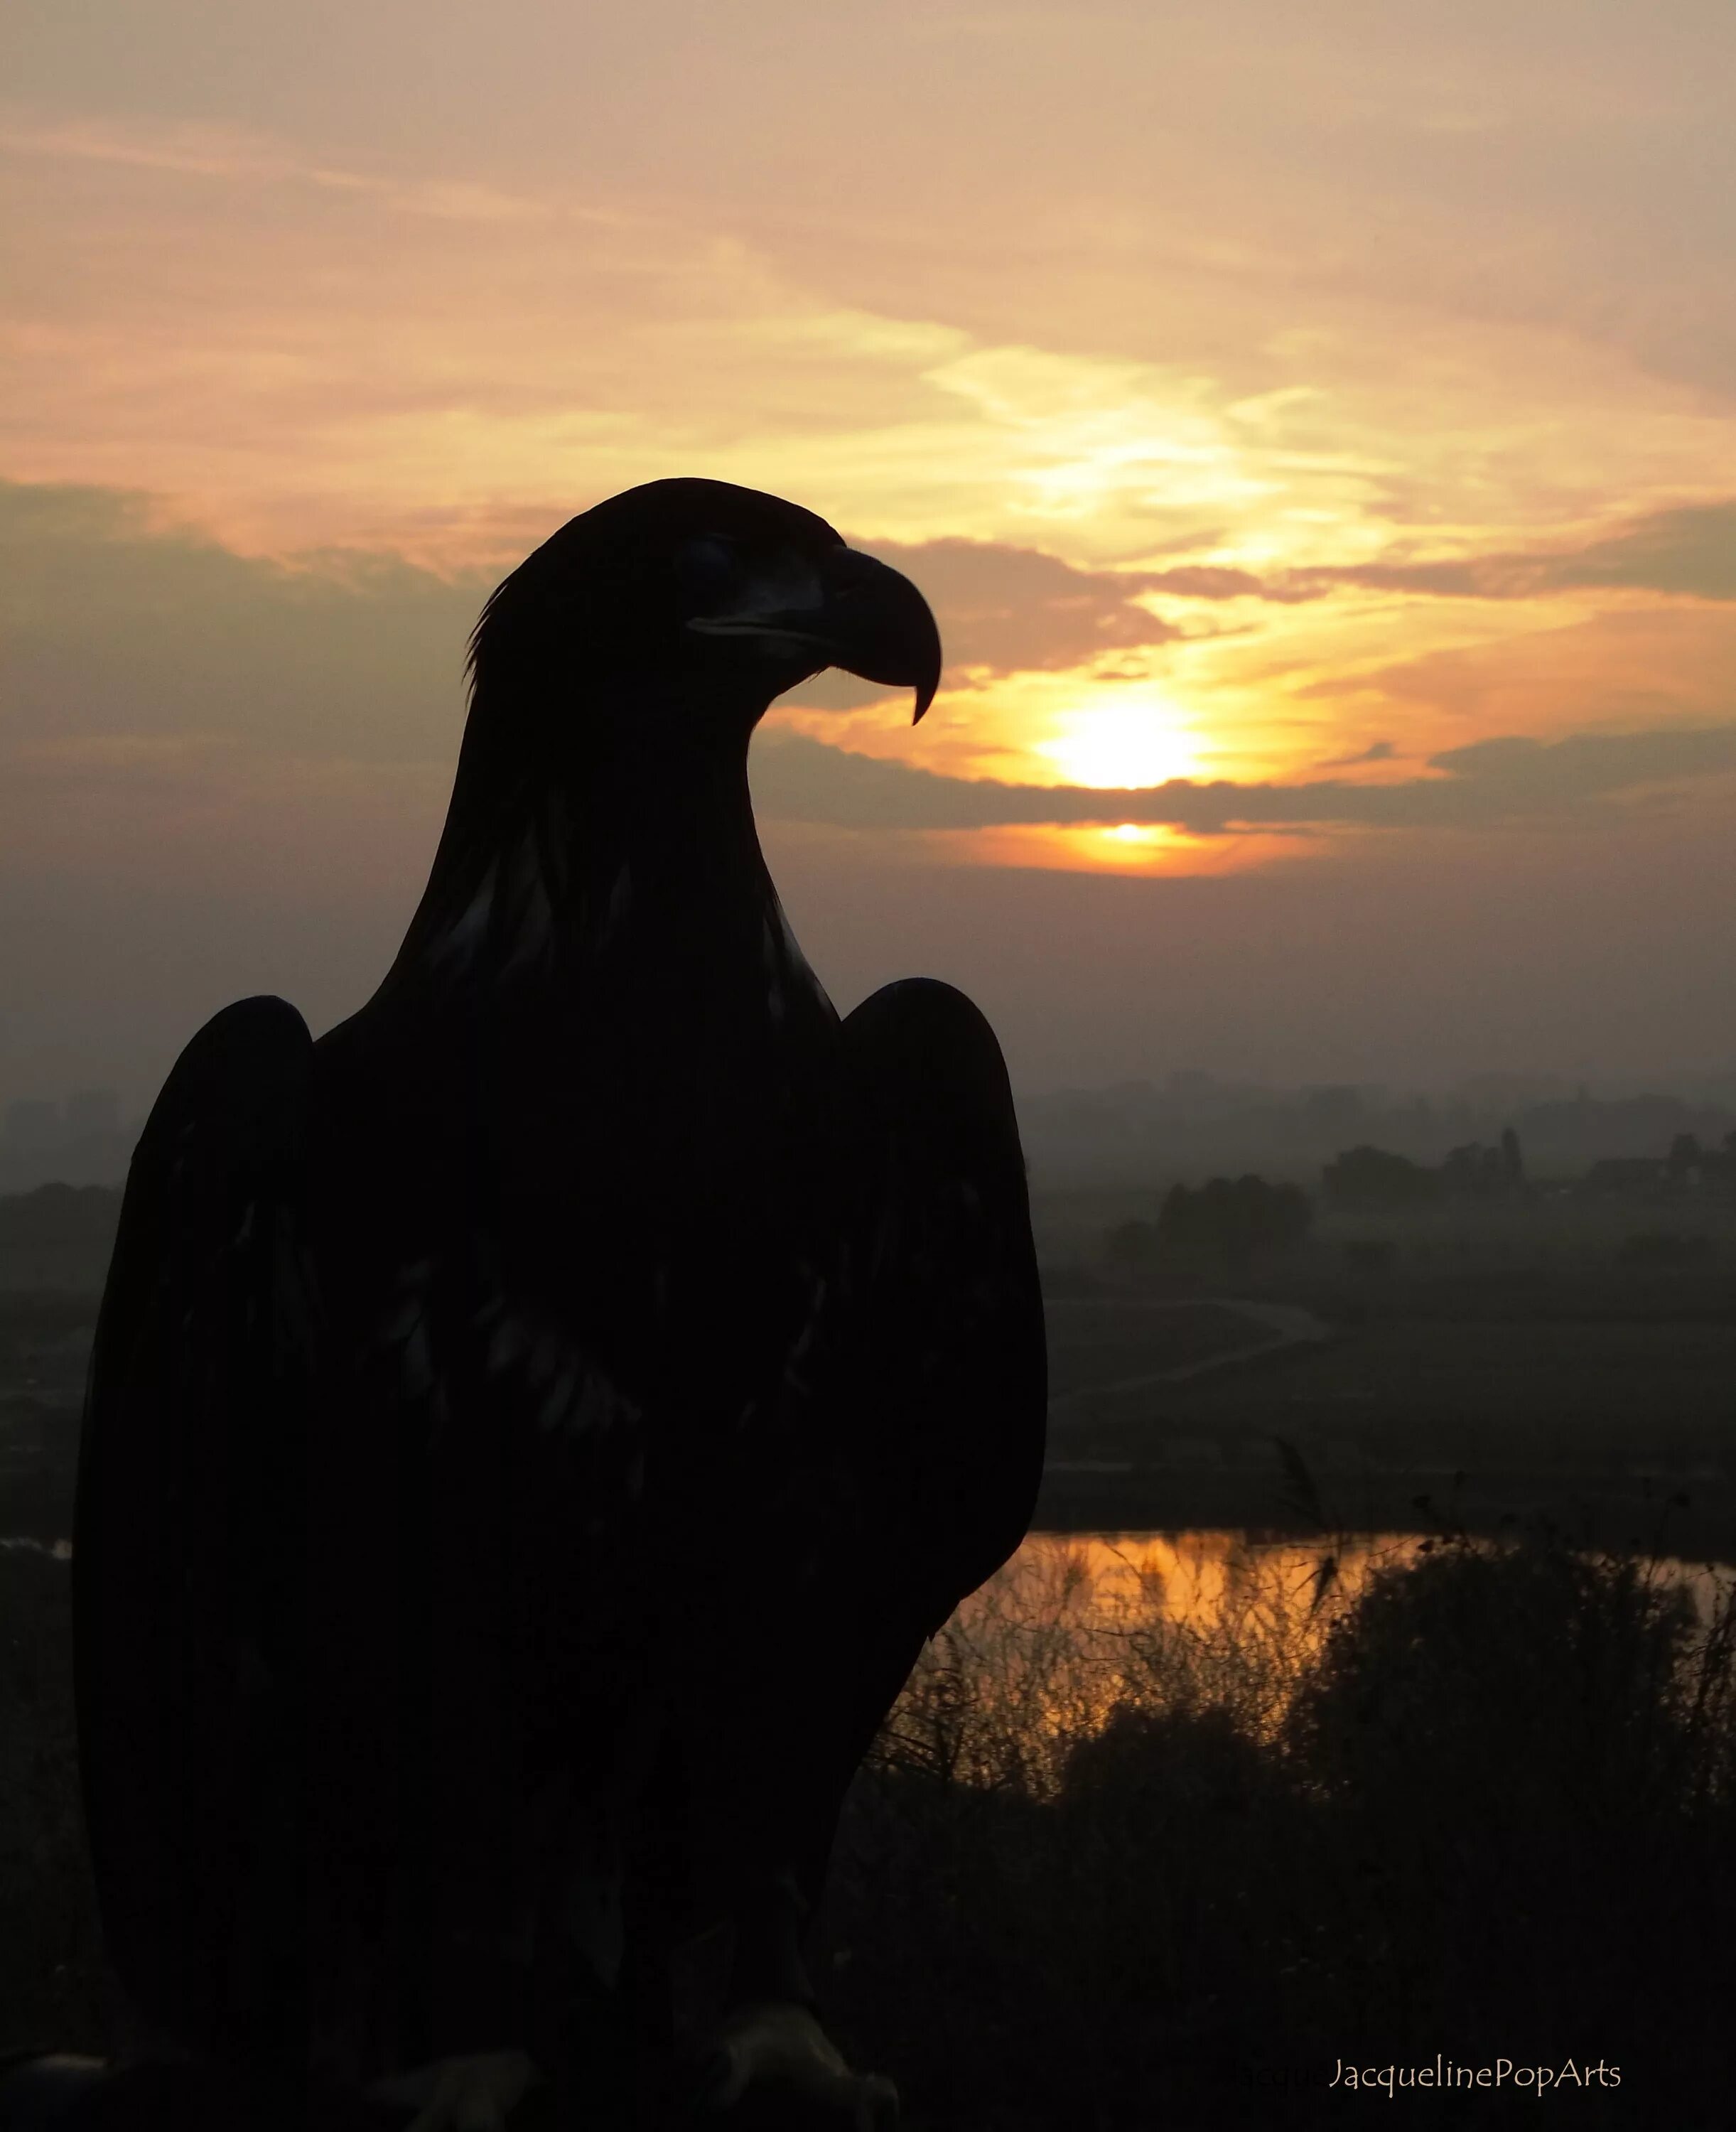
751,722 -> 1736,834
1298,500 -> 1736,605
11,477 -> 1736,848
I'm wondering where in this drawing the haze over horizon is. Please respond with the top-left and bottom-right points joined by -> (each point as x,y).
7,1 -> 1736,1109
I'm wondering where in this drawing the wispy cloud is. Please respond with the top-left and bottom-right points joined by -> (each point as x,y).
0,113 -> 574,225
856,538 -> 1184,674
1306,500 -> 1736,605
1315,738 -> 1396,768
1138,563 -> 1327,605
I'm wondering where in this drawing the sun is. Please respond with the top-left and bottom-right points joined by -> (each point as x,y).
1035,695 -> 1199,789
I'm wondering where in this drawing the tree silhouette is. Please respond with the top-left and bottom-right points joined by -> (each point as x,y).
1321,1144 -> 1440,1211
1156,1175 -> 1310,1275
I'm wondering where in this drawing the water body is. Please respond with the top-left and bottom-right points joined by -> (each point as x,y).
1006,1527 -> 1411,1633
996,1527 -> 1732,1647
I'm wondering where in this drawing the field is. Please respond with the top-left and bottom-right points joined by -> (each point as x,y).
9,1176 -> 1736,1554
1032,1187 -> 1736,1556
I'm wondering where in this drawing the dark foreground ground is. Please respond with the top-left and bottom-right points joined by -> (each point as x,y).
5,1526 -> 1735,2128
6,1231 -> 1736,2126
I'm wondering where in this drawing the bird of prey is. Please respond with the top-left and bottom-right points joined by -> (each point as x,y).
70,479 -> 1047,2128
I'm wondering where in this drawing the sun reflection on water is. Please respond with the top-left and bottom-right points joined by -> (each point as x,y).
893,1530 -> 1732,1791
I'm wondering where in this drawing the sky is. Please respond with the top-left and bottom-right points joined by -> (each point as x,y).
6,0 -> 1736,1110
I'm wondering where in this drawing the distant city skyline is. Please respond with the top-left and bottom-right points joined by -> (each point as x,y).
10,1064 -> 1736,1202
14,1061 -> 1736,1127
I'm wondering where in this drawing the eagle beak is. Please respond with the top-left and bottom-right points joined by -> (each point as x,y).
808,547 -> 943,724
686,547 -> 943,723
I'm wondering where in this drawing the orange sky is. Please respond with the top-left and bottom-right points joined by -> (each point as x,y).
6,1 -> 1736,1102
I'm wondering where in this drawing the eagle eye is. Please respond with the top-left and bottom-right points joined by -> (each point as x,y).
674,534 -> 745,618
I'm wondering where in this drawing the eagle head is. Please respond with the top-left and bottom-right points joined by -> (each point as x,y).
468,478 -> 942,729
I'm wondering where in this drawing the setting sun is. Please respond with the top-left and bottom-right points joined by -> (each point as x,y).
1036,696 -> 1199,790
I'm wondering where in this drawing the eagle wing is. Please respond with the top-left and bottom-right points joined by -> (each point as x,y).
836,976 -> 1047,1637
73,994 -> 317,2055
667,974 -> 1046,1995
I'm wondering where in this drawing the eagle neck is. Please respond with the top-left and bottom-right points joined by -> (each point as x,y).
384,683 -> 787,998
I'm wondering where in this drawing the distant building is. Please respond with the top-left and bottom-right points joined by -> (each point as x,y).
1440,1134 -> 1526,1200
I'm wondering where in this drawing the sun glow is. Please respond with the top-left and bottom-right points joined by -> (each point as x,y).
1036,696 -> 1200,790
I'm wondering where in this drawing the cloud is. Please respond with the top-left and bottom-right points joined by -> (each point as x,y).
778,537 -> 1187,706
1,479 -> 489,765
3,483 -> 1195,743
1315,739 -> 1396,768
750,721 -> 1736,834
13,475 -> 1736,858
1428,723 -> 1736,796
1116,502 -> 1736,610
866,537 -> 1185,669
1312,500 -> 1736,604
1136,564 -> 1325,604
0,114 -> 566,226
777,541 -> 1341,709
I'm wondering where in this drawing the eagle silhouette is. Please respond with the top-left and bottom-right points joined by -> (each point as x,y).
68,480 -> 1047,2129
